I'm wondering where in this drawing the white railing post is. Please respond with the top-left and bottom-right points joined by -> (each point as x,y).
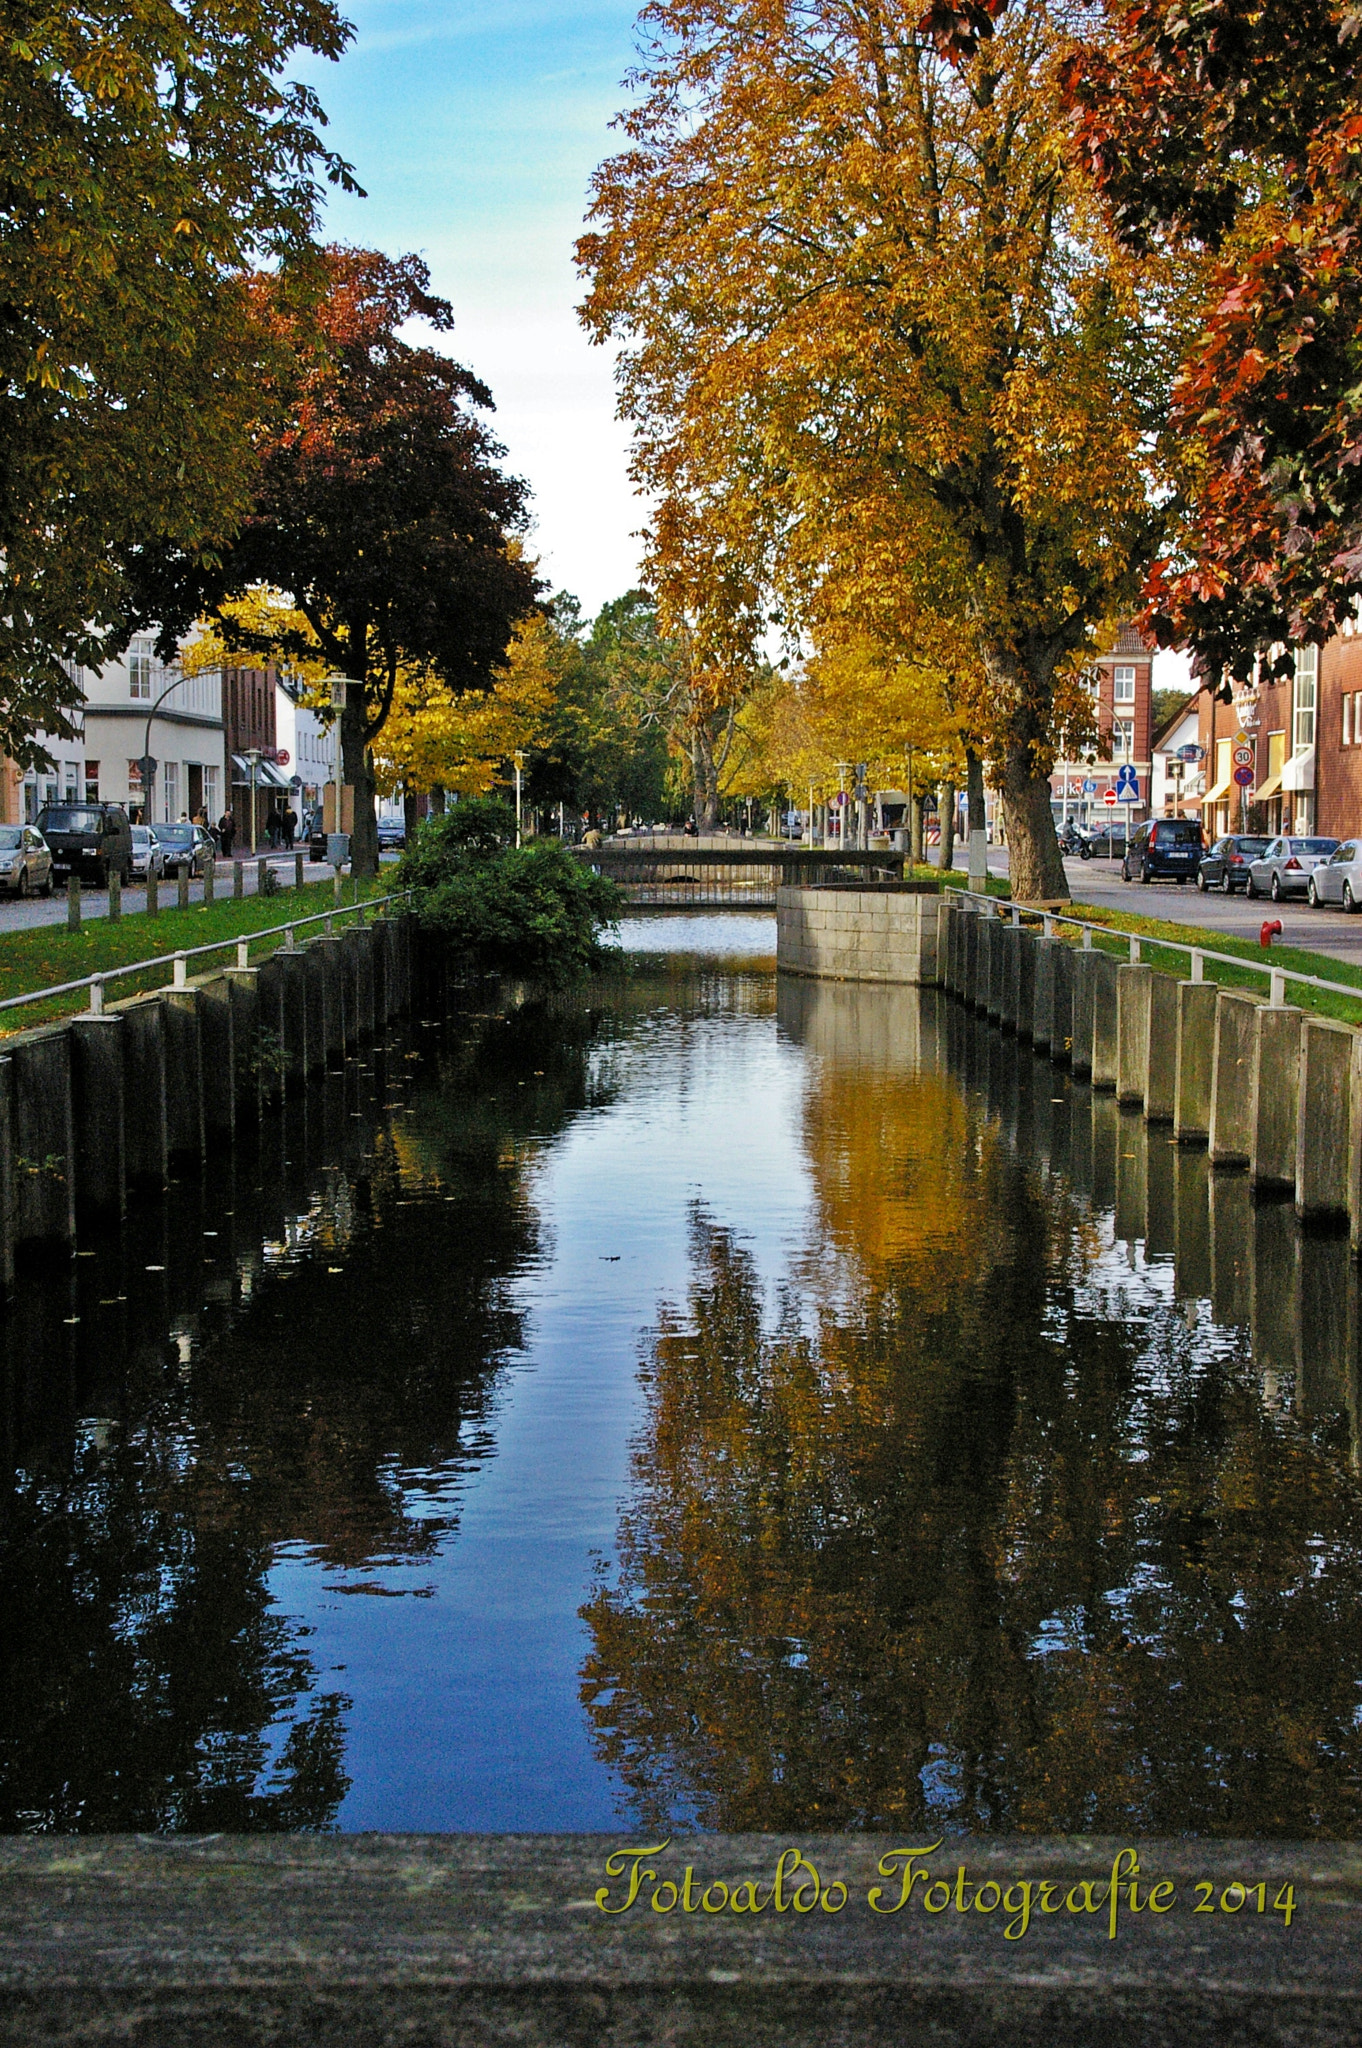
89,976 -> 104,1014
1270,968 -> 1286,1006
1082,927 -> 1093,950
1043,915 -> 1052,937
236,940 -> 250,968
1191,949 -> 1204,982
285,925 -> 295,950
1129,936 -> 1141,963
173,952 -> 187,989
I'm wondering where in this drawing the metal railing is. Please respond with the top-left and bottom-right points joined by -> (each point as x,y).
0,889 -> 409,1022
955,885 -> 1362,1010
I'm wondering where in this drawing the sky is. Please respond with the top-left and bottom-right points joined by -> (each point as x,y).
296,0 -> 646,619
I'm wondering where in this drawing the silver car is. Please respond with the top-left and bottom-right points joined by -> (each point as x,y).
1308,839 -> 1362,911
129,825 -> 165,881
1246,836 -> 1339,900
0,824 -> 53,897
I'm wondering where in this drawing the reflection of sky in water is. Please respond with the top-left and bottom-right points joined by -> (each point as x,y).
267,914 -> 806,1829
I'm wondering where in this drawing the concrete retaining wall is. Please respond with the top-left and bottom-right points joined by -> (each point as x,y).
939,893 -> 1362,1237
0,914 -> 417,1277
776,885 -> 940,985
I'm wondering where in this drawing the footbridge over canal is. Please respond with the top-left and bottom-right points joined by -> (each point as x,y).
571,840 -> 906,909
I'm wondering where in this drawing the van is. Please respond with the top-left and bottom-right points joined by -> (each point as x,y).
36,803 -> 134,887
1121,817 -> 1205,884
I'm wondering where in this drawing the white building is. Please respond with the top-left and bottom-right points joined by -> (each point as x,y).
1151,696 -> 1202,818
275,678 -> 334,830
18,634 -> 228,826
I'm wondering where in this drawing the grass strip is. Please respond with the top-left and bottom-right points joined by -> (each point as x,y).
0,877 -> 396,1035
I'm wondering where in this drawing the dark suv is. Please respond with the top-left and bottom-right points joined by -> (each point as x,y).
1121,817 -> 1205,883
36,803 -> 134,886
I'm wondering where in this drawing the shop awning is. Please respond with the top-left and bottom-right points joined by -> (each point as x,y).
1281,745 -> 1315,794
231,753 -> 291,790
1252,768 -> 1283,802
1202,770 -> 1234,805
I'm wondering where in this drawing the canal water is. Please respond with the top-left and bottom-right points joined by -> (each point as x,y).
4,911 -> 1362,1837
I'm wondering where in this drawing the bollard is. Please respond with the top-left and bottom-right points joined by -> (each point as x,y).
203,858 -> 215,904
69,1014 -> 126,1220
1174,980 -> 1217,1145
1071,948 -> 1098,1081
197,976 -> 236,1141
257,857 -> 268,898
66,874 -> 81,932
1208,989 -> 1260,1169
1090,951 -> 1120,1091
295,851 -> 305,891
1250,1003 -> 1304,1191
1015,928 -> 1038,1043
9,1027 -> 76,1247
1031,936 -> 1057,1054
1144,971 -> 1180,1124
146,869 -> 158,918
177,860 -> 190,909
116,995 -> 169,1190
233,859 -> 244,900
108,867 -> 121,922
162,988 -> 205,1160
1116,963 -> 1153,1109
1297,1017 -> 1355,1219
333,864 -> 344,908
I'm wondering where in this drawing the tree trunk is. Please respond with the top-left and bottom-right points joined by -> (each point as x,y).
402,786 -> 422,845
1002,739 -> 1068,902
965,748 -> 988,889
691,726 -> 719,830
909,791 -> 924,864
939,781 -> 957,870
430,784 -> 447,816
343,698 -> 378,877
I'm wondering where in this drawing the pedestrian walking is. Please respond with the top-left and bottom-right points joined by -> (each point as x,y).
281,806 -> 297,851
218,810 -> 236,858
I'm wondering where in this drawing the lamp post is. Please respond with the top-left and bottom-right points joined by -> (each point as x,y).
514,750 -> 525,847
245,748 -> 261,855
834,762 -> 849,843
137,674 -> 191,822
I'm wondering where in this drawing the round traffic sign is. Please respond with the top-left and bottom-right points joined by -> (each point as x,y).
1233,744 -> 1253,767
1103,788 -> 1118,806
1233,764 -> 1255,787
275,749 -> 290,767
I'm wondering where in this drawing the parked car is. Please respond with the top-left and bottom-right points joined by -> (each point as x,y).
1121,817 -> 1205,883
1197,834 -> 1271,894
36,802 -> 133,886
128,824 -> 165,882
1246,836 -> 1340,900
0,825 -> 53,897
1076,825 -> 1130,859
150,821 -> 214,877
376,816 -> 406,851
1308,839 -> 1362,910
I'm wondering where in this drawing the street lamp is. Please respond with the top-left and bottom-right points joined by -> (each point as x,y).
245,748 -> 261,855
319,675 -> 359,857
514,750 -> 525,847
137,673 -> 193,822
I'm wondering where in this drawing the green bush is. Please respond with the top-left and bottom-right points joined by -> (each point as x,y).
398,800 -> 622,980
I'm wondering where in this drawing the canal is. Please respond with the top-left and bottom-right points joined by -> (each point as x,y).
3,911 -> 1362,1838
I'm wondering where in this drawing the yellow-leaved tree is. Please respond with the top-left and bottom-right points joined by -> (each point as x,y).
375,612 -> 561,801
579,0 -> 1201,899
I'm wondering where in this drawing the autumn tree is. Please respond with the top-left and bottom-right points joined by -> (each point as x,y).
135,248 -> 537,874
580,0 -> 1193,899
0,0 -> 357,762
1058,0 -> 1362,684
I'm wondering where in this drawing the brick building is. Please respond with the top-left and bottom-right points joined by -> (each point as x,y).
1050,624 -> 1155,828
222,664 -> 292,846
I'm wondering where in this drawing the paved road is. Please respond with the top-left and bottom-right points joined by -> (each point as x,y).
983,848 -> 1362,971
0,853 -> 402,934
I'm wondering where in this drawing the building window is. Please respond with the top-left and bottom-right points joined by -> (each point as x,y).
202,764 -> 220,819
162,761 -> 179,822
1113,718 -> 1135,761
129,646 -> 153,700
84,761 -> 99,801
1113,663 -> 1136,704
1293,645 -> 1318,753
63,763 -> 79,801
1346,693 -> 1362,746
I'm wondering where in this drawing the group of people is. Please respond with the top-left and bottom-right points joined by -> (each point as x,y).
203,805 -> 299,857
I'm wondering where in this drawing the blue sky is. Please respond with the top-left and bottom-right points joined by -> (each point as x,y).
296,0 -> 645,616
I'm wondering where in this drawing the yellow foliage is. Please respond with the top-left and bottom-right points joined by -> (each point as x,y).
179,587 -> 328,689
373,612 -> 561,797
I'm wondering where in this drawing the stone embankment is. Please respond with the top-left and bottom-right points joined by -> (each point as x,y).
937,893 -> 1359,1235
0,914 -> 413,1283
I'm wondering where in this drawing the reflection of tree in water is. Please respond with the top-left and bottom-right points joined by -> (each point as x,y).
0,1001 -> 593,1831
583,1068 -> 1362,1837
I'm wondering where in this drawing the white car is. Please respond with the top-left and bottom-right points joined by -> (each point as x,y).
129,825 -> 165,881
0,824 -> 53,897
1246,836 -> 1339,900
1308,839 -> 1362,911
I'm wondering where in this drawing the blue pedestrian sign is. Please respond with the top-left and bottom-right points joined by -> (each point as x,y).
1081,777 -> 1098,796
1114,764 -> 1141,802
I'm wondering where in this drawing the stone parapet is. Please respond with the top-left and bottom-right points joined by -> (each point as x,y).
776,884 -> 940,986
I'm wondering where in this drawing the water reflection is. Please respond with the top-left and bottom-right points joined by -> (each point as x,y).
5,931 -> 1362,1836
583,979 -> 1362,1837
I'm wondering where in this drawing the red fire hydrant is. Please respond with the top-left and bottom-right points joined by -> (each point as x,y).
1261,919 -> 1283,948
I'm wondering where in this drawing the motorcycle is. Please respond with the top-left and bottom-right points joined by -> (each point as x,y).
1060,827 -> 1091,860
